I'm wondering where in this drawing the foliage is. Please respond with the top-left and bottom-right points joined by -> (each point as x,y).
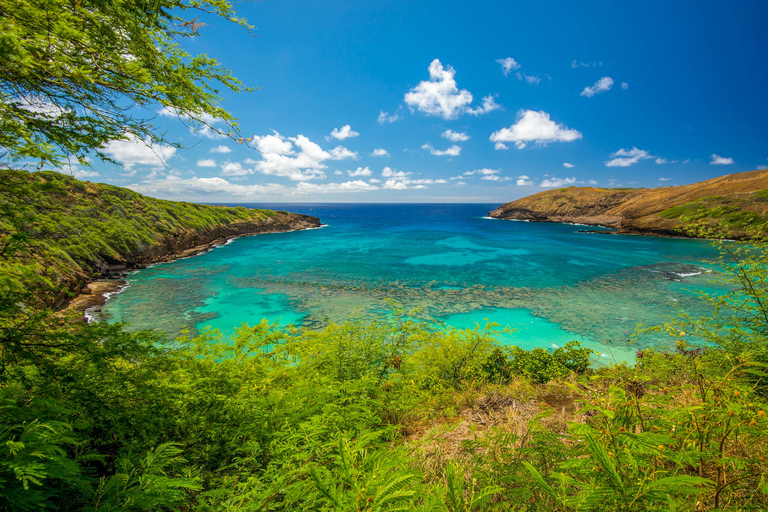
0,0 -> 251,168
658,196 -> 768,235
0,169 -> 281,302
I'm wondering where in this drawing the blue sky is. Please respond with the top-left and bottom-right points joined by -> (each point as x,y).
73,0 -> 768,203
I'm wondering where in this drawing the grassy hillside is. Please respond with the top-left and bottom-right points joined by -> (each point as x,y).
490,169 -> 768,238
0,169 -> 318,306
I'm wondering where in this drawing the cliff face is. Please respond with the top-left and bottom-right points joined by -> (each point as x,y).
0,169 -> 321,308
489,169 -> 768,238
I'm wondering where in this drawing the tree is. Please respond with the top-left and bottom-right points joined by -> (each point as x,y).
0,0 -> 251,169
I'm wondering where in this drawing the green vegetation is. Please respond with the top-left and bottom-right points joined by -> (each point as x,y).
659,196 -> 768,235
1,0 -> 250,168
2,202 -> 768,508
0,168 -> 279,300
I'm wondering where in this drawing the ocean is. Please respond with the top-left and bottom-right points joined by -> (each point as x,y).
96,203 -> 726,362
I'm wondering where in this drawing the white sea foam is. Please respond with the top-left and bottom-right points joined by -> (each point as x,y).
481,216 -> 499,220
84,283 -> 130,324
304,224 -> 328,230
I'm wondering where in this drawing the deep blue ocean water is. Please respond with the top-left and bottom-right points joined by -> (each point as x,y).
98,203 -> 726,363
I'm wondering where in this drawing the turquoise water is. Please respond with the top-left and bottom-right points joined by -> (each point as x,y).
98,203 -> 725,362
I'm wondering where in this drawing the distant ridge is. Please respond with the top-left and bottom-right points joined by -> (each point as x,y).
489,169 -> 768,238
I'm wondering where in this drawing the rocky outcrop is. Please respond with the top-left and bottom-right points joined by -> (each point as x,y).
489,169 -> 768,238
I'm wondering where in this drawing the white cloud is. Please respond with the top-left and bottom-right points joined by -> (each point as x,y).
371,148 -> 389,157
467,95 -> 501,115
102,135 -> 176,170
455,181 -> 466,186
221,161 -> 251,176
494,142 -> 509,150
572,60 -> 603,68
581,77 -> 614,97
422,143 -> 461,157
247,131 -> 357,181
621,82 -> 629,90
563,162 -> 576,168
377,110 -> 401,124
404,59 -> 495,119
497,57 -> 521,76
334,170 -> 344,175
605,147 -> 654,167
659,177 -> 671,181
196,158 -> 217,167
328,124 -> 359,141
540,177 -> 576,187
756,165 -> 768,170
129,176 -> 286,199
490,110 -> 582,149
369,178 -> 382,184
464,168 -> 499,176
295,180 -> 378,194
210,145 -> 232,154
348,166 -> 372,177
517,73 -> 541,85
710,154 -> 734,165
383,179 -> 409,190
382,166 -> 410,178
516,175 -> 534,186
588,179 -> 598,185
655,158 -> 669,164
481,175 -> 510,181
441,129 -> 470,142
328,146 -> 359,160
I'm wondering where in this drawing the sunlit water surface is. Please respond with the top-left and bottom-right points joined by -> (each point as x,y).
97,203 -> 728,363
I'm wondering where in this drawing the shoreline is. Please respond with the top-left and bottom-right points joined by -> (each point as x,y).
64,222 -> 323,320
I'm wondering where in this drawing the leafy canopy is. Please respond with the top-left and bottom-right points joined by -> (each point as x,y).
0,0 -> 251,168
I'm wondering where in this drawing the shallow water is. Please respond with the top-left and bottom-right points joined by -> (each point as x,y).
98,203 -> 726,362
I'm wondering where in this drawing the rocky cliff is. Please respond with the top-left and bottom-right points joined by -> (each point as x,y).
489,169 -> 768,238
0,169 -> 321,309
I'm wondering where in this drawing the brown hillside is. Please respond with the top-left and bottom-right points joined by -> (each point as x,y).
488,169 -> 768,238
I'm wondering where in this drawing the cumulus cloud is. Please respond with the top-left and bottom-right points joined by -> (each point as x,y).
655,158 -> 670,164
605,147 -> 654,167
481,175 -> 510,181
497,57 -> 521,76
563,162 -> 576,168
494,142 -> 509,150
404,59 -> 496,119
196,158 -> 217,167
581,77 -> 614,97
129,176 -> 286,199
371,148 -> 389,157
464,168 -> 499,176
210,145 -> 231,154
377,110 -> 401,124
540,177 -> 576,187
102,135 -> 176,170
467,95 -> 501,115
659,177 -> 671,181
295,180 -> 379,194
220,161 -> 251,176
328,124 -> 359,141
382,166 -> 410,178
490,110 -> 582,149
442,129 -> 470,142
248,131 -> 358,181
422,143 -> 461,157
348,166 -> 372,177
516,175 -> 534,186
621,82 -> 629,90
710,154 -> 734,165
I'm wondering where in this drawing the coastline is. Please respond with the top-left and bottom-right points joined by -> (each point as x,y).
64,218 -> 323,320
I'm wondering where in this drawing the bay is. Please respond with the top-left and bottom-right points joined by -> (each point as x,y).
98,203 -> 725,362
